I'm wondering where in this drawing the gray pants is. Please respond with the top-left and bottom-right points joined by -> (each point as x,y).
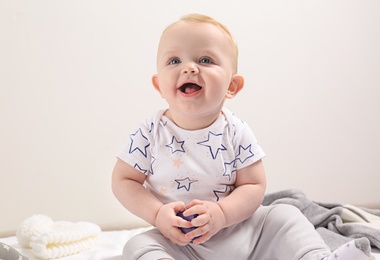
123,204 -> 331,260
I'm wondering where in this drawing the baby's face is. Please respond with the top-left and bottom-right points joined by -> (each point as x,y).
153,21 -> 237,120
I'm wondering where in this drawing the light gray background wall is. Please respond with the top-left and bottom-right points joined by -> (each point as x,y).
1,0 -> 379,235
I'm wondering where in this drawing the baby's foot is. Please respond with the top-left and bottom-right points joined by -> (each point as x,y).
322,238 -> 371,260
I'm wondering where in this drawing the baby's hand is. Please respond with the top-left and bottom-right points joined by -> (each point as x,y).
183,200 -> 226,245
176,211 -> 199,237
155,201 -> 194,246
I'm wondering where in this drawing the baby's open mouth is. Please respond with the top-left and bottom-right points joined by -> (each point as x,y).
179,83 -> 202,94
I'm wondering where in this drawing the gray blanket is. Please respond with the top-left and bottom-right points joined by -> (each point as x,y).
262,189 -> 380,250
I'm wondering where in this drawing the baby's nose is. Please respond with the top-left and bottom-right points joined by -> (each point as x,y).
182,63 -> 199,74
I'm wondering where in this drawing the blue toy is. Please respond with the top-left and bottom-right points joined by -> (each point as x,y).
176,211 -> 200,239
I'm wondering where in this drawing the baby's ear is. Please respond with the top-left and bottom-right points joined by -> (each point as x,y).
226,75 -> 244,99
152,74 -> 163,96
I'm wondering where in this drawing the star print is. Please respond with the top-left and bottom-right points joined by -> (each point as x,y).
149,156 -> 156,175
223,160 -> 236,181
236,144 -> 254,164
2,243 -> 10,251
166,136 -> 185,154
175,177 -> 198,191
172,158 -> 183,168
134,163 -> 148,174
149,122 -> 154,133
129,128 -> 150,157
213,185 -> 233,201
197,131 -> 227,159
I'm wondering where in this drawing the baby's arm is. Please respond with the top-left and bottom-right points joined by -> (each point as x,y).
111,159 -> 193,246
218,159 -> 266,226
184,159 -> 266,244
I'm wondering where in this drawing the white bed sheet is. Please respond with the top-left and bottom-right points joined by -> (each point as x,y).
1,227 -> 379,260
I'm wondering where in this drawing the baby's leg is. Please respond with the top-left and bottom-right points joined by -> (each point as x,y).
122,206 -> 371,260
254,204 -> 370,260
122,229 -> 175,260
251,204 -> 330,259
122,228 -> 203,260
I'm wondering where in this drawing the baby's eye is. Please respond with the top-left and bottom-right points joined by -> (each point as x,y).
199,57 -> 213,64
168,58 -> 181,65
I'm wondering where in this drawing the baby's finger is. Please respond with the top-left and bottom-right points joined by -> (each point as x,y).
190,213 -> 208,227
172,201 -> 187,213
185,199 -> 203,209
170,228 -> 191,246
184,204 -> 206,216
176,216 -> 194,228
191,230 -> 212,245
184,225 -> 205,241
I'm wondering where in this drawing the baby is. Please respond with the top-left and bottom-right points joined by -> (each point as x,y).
112,13 -> 371,260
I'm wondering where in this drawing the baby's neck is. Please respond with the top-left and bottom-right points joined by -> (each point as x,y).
164,109 -> 222,130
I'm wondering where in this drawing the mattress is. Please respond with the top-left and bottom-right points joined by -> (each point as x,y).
1,226 -> 380,260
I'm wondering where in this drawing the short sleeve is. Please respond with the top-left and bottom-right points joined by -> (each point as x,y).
229,112 -> 266,170
117,122 -> 155,175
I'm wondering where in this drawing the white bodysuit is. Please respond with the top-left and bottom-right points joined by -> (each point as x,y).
118,108 -> 266,204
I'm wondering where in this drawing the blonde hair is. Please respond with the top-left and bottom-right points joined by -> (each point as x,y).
163,14 -> 239,72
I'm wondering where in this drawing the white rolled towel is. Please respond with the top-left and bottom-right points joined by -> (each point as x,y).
17,215 -> 101,259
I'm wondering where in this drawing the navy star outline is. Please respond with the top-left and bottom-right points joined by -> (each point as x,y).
175,177 -> 198,192
129,128 -> 150,158
213,185 -> 234,201
134,163 -> 148,174
166,136 -> 185,154
197,131 -> 227,159
236,144 -> 254,164
149,122 -> 154,133
223,160 -> 236,181
149,156 -> 156,175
